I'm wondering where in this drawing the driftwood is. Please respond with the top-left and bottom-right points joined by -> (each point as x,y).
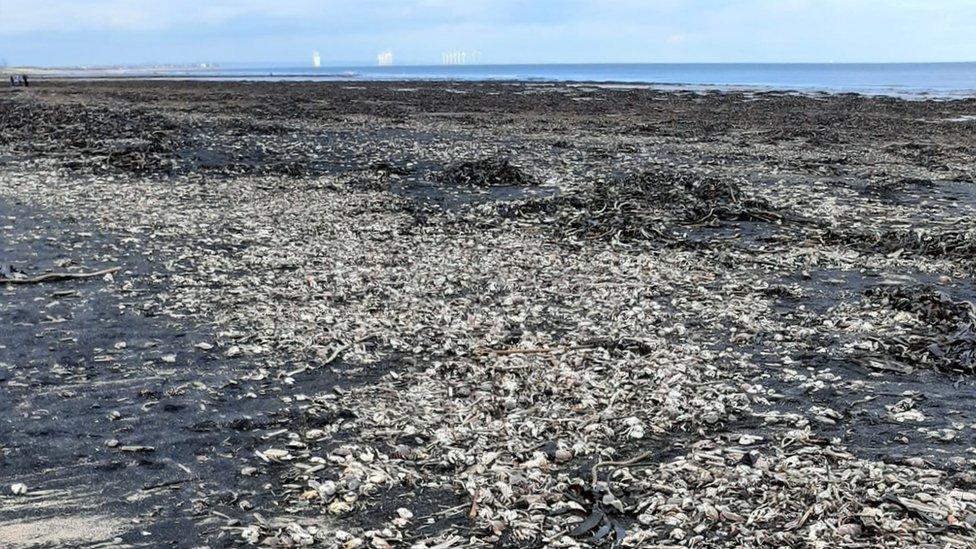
0,266 -> 120,285
591,451 -> 655,485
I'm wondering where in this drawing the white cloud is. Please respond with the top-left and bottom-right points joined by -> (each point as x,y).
0,0 -> 340,33
0,0 -> 707,34
2,0 -> 974,63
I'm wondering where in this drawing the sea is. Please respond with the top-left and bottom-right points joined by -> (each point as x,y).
56,62 -> 976,99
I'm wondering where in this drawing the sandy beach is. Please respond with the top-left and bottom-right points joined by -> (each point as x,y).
1,80 -> 975,547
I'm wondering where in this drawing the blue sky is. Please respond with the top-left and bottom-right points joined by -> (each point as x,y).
1,0 -> 975,67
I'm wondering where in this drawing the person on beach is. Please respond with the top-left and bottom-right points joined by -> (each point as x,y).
22,74 -> 28,87
9,75 -> 14,87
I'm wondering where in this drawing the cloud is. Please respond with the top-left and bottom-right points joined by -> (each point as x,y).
0,1 -> 347,33
0,0 -> 722,35
0,0 -> 543,34
1,0 -> 974,65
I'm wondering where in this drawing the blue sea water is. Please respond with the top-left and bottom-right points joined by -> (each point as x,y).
85,62 -> 976,98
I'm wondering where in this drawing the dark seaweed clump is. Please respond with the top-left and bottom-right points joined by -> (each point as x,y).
437,158 -> 536,187
870,229 -> 976,260
0,98 -> 184,174
557,167 -> 779,243
825,227 -> 976,262
865,286 -> 976,374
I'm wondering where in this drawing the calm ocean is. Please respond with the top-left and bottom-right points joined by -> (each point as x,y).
84,62 -> 976,98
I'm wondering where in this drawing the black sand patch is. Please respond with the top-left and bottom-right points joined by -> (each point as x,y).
756,353 -> 976,472
0,197 -> 395,547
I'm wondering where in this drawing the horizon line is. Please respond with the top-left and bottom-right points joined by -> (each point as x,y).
9,59 -> 976,71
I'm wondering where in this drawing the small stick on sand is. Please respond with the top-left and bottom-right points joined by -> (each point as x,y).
0,267 -> 120,285
591,451 -> 655,485
474,345 -> 596,357
317,334 -> 377,366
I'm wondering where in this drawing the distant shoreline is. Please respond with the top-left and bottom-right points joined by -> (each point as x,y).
5,62 -> 975,99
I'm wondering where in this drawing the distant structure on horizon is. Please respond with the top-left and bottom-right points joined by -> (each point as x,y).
312,51 -> 321,68
441,50 -> 482,66
377,51 -> 394,67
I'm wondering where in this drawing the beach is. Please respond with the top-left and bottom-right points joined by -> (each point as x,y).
1,80 -> 975,547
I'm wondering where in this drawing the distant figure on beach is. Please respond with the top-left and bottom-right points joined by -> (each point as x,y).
8,75 -> 14,87
22,74 -> 28,87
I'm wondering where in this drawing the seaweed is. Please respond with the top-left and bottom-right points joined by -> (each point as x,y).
825,227 -> 976,262
556,167 -> 780,243
863,286 -> 976,374
436,157 -> 537,187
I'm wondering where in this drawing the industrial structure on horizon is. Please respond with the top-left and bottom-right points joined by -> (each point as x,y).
376,51 -> 394,66
441,50 -> 482,65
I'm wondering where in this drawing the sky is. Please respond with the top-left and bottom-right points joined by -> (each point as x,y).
1,0 -> 975,67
